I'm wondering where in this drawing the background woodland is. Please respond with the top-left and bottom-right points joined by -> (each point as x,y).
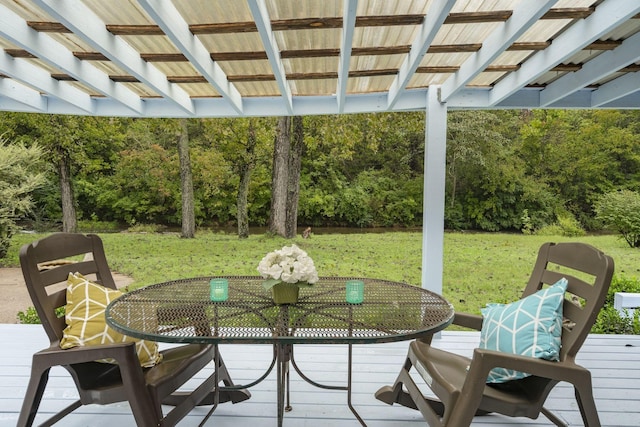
1,109 -> 639,237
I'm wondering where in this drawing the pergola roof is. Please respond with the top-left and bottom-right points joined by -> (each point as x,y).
1,0 -> 640,118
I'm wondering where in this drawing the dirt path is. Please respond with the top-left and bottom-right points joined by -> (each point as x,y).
0,268 -> 133,324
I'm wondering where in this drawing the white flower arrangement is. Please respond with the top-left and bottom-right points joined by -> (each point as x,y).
257,244 -> 319,290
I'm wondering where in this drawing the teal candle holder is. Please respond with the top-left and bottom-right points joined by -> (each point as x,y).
345,279 -> 364,304
210,278 -> 228,302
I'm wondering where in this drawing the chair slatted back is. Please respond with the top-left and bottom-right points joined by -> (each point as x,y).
19,233 -> 117,344
523,242 -> 614,361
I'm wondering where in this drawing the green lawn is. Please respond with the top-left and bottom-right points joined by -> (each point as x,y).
6,231 -> 640,315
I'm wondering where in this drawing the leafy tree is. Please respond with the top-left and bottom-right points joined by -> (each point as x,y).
2,109 -> 639,234
96,143 -> 180,225
270,116 -> 292,237
595,190 -> 640,248
299,112 -> 425,227
201,117 -> 274,230
518,110 -> 640,230
236,120 -> 257,238
0,139 -> 45,258
285,117 -> 304,238
177,119 -> 195,238
0,113 -> 126,230
445,110 -> 546,231
41,115 -> 123,231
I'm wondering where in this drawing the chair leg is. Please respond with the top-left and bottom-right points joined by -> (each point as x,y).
215,354 -> 252,404
374,354 -> 448,427
375,356 -> 419,409
161,368 -> 219,427
118,358 -> 163,427
17,364 -> 51,427
574,382 -> 601,427
161,355 -> 251,407
397,368 -> 446,427
39,401 -> 83,427
18,364 -> 83,427
375,383 -> 419,410
128,390 -> 162,427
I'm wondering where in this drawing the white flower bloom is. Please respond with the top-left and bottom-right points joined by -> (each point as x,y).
257,244 -> 318,286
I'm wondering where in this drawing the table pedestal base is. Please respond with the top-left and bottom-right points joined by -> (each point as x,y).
278,343 -> 366,427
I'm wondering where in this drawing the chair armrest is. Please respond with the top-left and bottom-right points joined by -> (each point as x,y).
33,342 -> 149,393
416,312 -> 483,344
469,348 -> 589,383
452,312 -> 483,331
34,342 -> 139,367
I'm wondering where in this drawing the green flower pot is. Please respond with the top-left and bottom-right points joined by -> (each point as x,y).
270,282 -> 301,304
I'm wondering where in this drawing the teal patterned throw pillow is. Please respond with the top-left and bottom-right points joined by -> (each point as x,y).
479,277 -> 568,383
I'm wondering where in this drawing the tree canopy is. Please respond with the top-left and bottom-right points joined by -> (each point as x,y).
1,109 -> 639,235
0,138 -> 45,256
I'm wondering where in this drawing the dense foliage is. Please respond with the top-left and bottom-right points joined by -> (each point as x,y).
595,190 -> 640,248
1,109 -> 639,234
0,139 -> 45,257
592,275 -> 640,334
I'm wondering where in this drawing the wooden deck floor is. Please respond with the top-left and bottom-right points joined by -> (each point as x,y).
2,324 -> 639,426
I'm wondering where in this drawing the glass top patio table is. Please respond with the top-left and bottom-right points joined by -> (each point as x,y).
105,276 -> 454,344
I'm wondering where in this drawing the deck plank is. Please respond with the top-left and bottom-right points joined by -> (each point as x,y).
1,324 -> 639,426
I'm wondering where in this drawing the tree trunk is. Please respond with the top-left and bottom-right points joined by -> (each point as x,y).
58,148 -> 77,233
178,119 -> 195,238
237,120 -> 257,239
285,116 -> 303,238
269,116 -> 291,236
447,154 -> 457,208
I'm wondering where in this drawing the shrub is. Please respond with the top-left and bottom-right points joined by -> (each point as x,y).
17,307 -> 41,324
534,211 -> 585,237
604,274 -> 640,306
0,140 -> 45,258
592,306 -> 640,334
126,223 -> 166,233
521,209 -> 534,235
78,217 -> 121,233
595,190 -> 640,248
556,212 -> 585,237
17,306 -> 65,324
591,275 -> 640,334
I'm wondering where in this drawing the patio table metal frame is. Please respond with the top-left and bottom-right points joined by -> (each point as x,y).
105,276 -> 454,426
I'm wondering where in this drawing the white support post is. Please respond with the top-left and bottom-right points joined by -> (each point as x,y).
421,87 -> 447,296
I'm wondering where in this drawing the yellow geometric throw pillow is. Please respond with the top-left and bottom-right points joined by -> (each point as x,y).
60,272 -> 162,368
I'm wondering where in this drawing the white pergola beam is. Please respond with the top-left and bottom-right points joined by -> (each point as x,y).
0,4 -> 144,115
440,0 -> 557,102
0,78 -> 46,111
35,0 -> 195,115
489,0 -> 640,107
591,71 -> 640,107
599,91 -> 640,109
137,0 -> 243,114
540,30 -> 640,106
387,0 -> 456,109
247,0 -> 293,115
5,86 -> 640,118
0,50 -> 94,113
0,95 -> 45,112
336,0 -> 358,113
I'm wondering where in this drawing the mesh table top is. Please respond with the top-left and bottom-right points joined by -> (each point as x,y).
106,276 -> 454,345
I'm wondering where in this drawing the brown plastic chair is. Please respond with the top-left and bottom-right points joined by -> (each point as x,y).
375,242 -> 614,427
18,232 -> 249,427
